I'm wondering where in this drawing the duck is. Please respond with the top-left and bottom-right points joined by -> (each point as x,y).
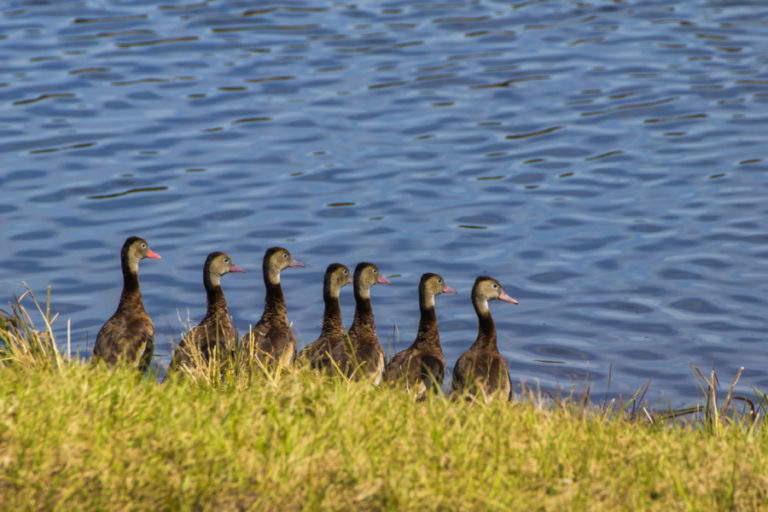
297,263 -> 352,368
330,262 -> 391,384
451,276 -> 518,401
240,247 -> 304,369
170,252 -> 245,371
92,236 -> 161,372
384,273 -> 456,395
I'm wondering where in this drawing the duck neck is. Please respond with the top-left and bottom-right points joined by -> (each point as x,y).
263,278 -> 287,323
350,286 -> 375,341
204,272 -> 228,319
473,298 -> 497,350
413,291 -> 439,349
320,289 -> 343,338
118,257 -> 144,311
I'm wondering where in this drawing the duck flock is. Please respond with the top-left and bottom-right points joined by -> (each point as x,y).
92,236 -> 519,399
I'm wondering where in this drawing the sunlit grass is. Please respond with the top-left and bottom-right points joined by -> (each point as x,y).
0,284 -> 64,370
2,290 -> 768,509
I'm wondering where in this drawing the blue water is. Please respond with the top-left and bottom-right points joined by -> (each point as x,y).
2,0 -> 767,406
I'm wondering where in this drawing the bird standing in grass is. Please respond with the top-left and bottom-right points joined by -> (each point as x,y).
452,276 -> 517,401
298,263 -> 352,368
240,247 -> 304,369
330,262 -> 391,384
93,236 -> 161,372
170,251 -> 245,372
385,272 -> 456,396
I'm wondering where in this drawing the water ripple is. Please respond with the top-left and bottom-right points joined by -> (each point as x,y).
2,0 -> 768,405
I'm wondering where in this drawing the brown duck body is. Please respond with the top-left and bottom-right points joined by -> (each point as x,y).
298,263 -> 351,367
171,252 -> 244,370
451,276 -> 518,401
242,283 -> 296,366
241,247 -> 303,368
92,236 -> 160,372
330,262 -> 390,383
384,273 -> 456,394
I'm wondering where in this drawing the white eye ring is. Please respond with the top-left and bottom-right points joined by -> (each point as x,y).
372,269 -> 377,274
283,253 -> 288,259
224,258 -> 229,263
343,269 -> 348,274
492,283 -> 498,289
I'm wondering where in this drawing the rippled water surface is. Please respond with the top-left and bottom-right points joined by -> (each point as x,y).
2,0 -> 768,405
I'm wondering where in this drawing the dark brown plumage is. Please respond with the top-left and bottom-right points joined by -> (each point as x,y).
451,276 -> 518,401
240,247 -> 304,369
330,262 -> 391,384
170,252 -> 245,371
92,236 -> 161,372
297,263 -> 352,368
384,273 -> 456,395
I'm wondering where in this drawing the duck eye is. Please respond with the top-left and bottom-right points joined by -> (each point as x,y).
141,243 -> 147,249
224,258 -> 229,263
343,269 -> 348,274
492,283 -> 498,289
438,279 -> 443,284
283,253 -> 288,259
372,269 -> 377,274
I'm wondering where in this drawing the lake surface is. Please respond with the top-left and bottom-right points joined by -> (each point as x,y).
2,0 -> 767,406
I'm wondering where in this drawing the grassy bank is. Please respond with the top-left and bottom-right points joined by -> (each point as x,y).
2,289 -> 768,510
1,365 -> 768,510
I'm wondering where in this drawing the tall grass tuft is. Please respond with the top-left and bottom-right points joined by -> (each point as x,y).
645,366 -> 757,432
0,283 -> 64,370
690,365 -> 756,432
168,325 -> 297,391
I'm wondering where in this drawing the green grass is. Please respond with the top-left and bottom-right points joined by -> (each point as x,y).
2,365 -> 768,510
2,288 -> 768,510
